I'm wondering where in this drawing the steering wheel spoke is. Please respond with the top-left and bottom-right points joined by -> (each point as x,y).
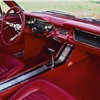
10,33 -> 20,41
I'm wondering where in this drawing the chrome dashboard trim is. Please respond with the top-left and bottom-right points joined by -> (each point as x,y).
73,29 -> 100,49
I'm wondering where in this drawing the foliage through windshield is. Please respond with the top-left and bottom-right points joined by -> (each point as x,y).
1,0 -> 100,19
0,0 -> 9,12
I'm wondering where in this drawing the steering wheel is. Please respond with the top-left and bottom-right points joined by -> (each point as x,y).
1,6 -> 25,46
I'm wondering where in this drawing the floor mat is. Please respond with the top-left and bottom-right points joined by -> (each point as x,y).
51,54 -> 100,100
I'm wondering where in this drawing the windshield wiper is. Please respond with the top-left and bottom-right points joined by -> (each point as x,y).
46,10 -> 75,18
82,17 -> 100,24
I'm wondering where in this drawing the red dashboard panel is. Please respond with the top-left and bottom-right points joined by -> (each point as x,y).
63,20 -> 100,34
24,12 -> 100,55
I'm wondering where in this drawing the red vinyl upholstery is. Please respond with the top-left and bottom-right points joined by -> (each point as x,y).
0,52 -> 24,80
9,79 -> 75,100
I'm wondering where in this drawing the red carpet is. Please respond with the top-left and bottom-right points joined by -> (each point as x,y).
51,54 -> 100,100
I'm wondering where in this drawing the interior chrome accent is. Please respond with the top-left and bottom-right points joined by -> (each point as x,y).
74,29 -> 100,49
13,51 -> 24,57
0,44 -> 74,92
48,48 -> 55,69
10,33 -> 20,41
55,44 -> 73,64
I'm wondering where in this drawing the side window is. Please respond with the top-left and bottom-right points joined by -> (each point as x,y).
0,1 -> 9,13
0,1 -> 14,16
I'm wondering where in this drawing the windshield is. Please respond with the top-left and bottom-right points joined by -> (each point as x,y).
1,0 -> 100,19
0,0 -> 10,12
15,0 -> 100,19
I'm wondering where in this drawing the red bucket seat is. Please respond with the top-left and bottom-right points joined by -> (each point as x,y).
9,79 -> 75,100
0,52 -> 24,80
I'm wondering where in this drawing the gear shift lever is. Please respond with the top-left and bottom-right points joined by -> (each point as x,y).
48,48 -> 55,69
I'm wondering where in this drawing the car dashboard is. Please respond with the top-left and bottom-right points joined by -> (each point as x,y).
0,1 -> 100,99
25,12 -> 100,56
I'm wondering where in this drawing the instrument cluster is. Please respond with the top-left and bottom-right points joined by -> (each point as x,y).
26,18 -> 54,34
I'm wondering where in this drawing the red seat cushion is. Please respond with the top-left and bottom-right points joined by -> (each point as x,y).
0,52 -> 24,80
9,79 -> 75,100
